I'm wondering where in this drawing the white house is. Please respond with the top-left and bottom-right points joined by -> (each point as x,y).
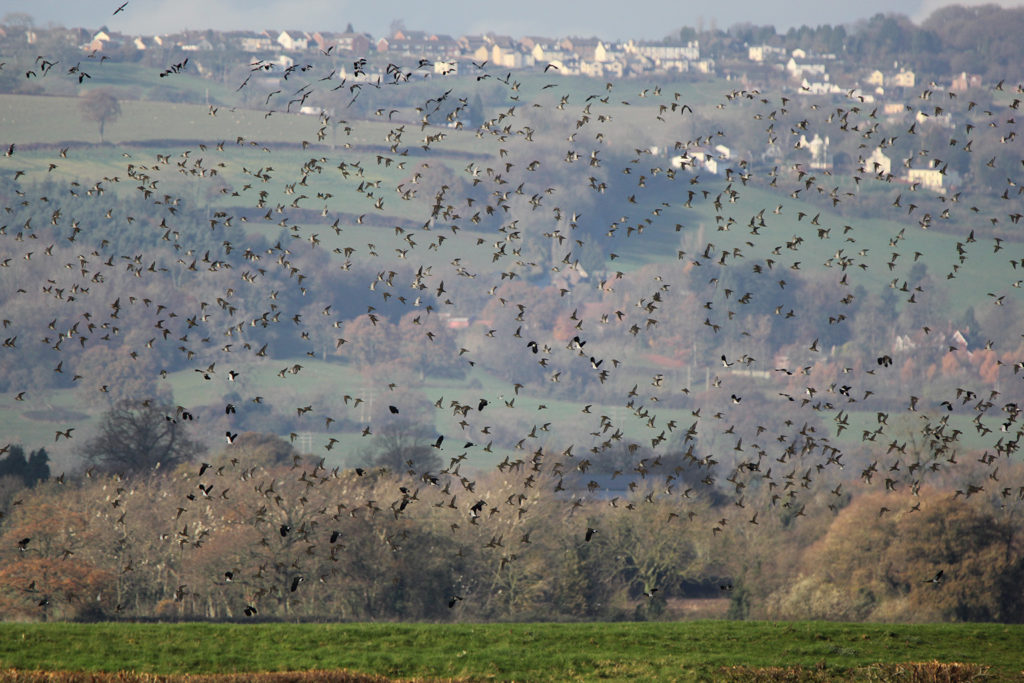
906,167 -> 944,193
798,133 -> 831,169
239,33 -> 273,52
624,39 -> 699,64
890,69 -> 915,88
787,57 -> 826,79
748,45 -> 786,62
277,31 -> 308,52
861,147 -> 892,176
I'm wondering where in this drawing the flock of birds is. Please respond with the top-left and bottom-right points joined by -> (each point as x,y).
0,2 -> 1023,613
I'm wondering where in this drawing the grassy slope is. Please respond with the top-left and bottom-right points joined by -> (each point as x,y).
0,389 -> 99,451
159,357 -> 675,471
3,85 -> 1011,315
1,72 -> 1019,472
0,622 -> 1020,681
609,178 -> 1015,318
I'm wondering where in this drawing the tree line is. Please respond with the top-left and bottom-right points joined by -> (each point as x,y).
0,423 -> 1021,623
675,4 -> 1024,81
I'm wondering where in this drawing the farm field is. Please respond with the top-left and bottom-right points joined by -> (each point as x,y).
0,621 -> 1020,681
0,325 -> 1010,475
2,23 -> 1024,634
3,81 -> 1017,323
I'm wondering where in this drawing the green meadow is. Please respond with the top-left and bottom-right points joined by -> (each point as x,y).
0,621 -> 1019,681
1,64 -> 1019,477
3,82 -> 1013,323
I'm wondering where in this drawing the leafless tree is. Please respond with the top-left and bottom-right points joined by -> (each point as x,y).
80,400 -> 205,475
362,420 -> 441,475
78,90 -> 121,143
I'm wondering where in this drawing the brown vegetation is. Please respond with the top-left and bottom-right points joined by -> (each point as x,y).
0,453 -> 1020,623
718,661 -> 992,682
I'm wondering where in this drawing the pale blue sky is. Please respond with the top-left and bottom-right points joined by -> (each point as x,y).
3,0 -> 1022,40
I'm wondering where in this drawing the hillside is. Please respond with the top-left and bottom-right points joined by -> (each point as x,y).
0,49 -> 1021,623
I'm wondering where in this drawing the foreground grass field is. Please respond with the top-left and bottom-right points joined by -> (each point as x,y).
0,621 -> 1019,681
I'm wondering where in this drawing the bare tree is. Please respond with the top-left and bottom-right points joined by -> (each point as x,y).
361,421 -> 441,475
78,90 -> 121,143
81,400 -> 205,474
1,12 -> 34,28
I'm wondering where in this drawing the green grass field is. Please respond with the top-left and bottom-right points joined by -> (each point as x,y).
0,621 -> 1019,681
158,356 -> 686,470
4,82 -> 1014,323
609,178 -> 1016,320
2,67 -> 1021,479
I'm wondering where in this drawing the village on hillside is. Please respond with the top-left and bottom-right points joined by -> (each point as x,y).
0,18 -> 991,98
4,14 -> 1010,200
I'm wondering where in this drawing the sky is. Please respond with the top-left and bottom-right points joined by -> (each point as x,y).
3,0 -> 1023,41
